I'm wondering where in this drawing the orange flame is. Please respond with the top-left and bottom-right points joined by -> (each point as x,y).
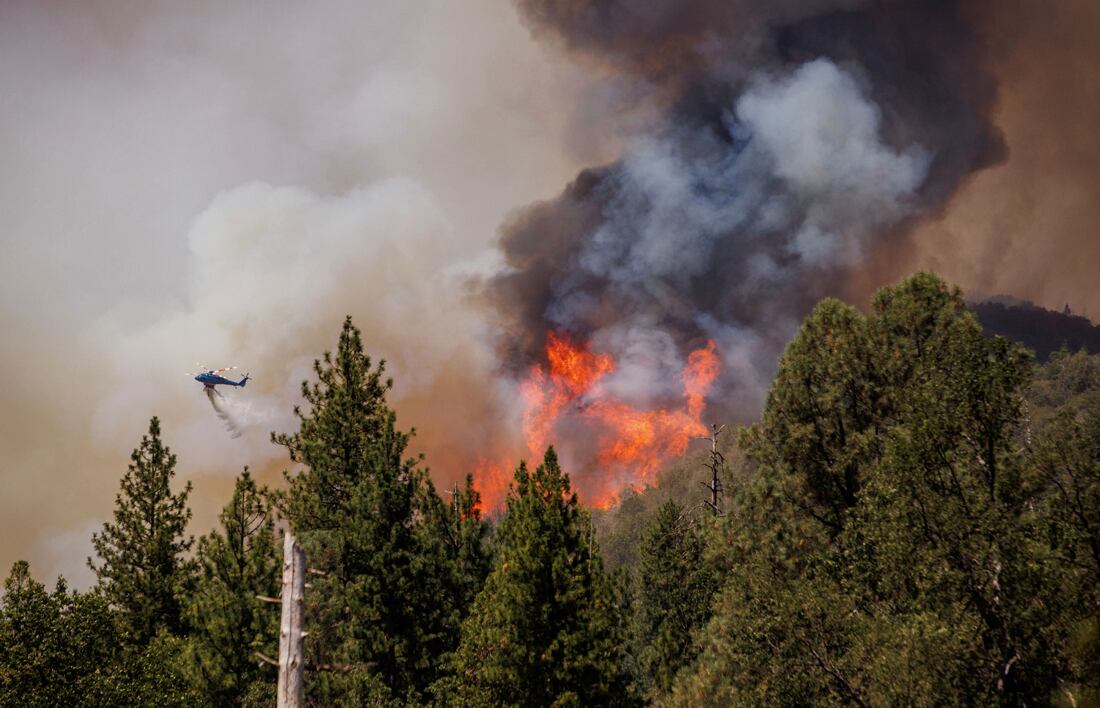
520,331 -> 615,459
471,457 -> 512,515
473,334 -> 720,511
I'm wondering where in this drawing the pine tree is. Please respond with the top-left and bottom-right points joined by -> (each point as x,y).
0,562 -> 199,707
1030,397 -> 1100,703
89,416 -> 195,644
672,274 -> 1060,704
449,448 -> 637,707
442,473 -> 494,616
274,317 -> 472,703
0,562 -> 117,706
183,469 -> 280,706
635,500 -> 716,696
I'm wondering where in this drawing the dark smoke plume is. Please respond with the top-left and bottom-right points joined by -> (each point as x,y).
485,0 -> 1004,415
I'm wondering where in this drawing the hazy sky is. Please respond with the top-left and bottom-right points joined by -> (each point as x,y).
3,0 -> 1099,587
0,0 -> 602,586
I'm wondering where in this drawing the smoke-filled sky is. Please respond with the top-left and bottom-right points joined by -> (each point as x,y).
3,0 -> 1099,587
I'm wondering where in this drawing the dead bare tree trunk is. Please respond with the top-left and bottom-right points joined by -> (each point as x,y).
277,530 -> 305,708
700,423 -> 726,515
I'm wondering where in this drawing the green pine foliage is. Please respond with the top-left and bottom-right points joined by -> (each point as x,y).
0,562 -> 120,706
88,632 -> 203,707
592,432 -> 744,576
88,416 -> 195,645
439,472 -> 494,618
634,501 -> 717,697
448,448 -> 638,707
273,316 -> 481,703
183,469 -> 281,705
1028,346 -> 1100,426
669,273 -> 1065,705
11,279 -> 1100,705
0,562 -> 199,707
1029,398 -> 1100,703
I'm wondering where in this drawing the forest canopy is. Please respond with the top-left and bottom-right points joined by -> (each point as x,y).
2,273 -> 1098,706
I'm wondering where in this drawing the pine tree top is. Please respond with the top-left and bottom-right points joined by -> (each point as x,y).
88,416 -> 194,644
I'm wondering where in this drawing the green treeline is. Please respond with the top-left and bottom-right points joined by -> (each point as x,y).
2,273 -> 1098,706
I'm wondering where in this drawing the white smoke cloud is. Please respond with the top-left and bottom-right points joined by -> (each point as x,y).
542,59 -> 930,414
93,178 -> 479,473
0,0 -> 596,586
30,521 -> 102,591
605,59 -> 927,289
592,322 -> 684,407
736,59 -> 930,266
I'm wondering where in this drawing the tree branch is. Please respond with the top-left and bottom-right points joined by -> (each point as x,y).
255,651 -> 279,668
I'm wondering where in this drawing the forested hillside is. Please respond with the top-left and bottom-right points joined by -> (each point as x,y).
2,273 -> 1098,706
971,298 -> 1100,361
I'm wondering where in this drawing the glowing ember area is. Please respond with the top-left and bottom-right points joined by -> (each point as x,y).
475,333 -> 721,511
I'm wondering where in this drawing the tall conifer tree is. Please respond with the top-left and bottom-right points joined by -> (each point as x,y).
635,500 -> 716,695
89,416 -> 195,644
672,274 -> 1059,705
438,472 -> 493,616
274,317 -> 472,703
449,448 -> 637,707
183,469 -> 280,705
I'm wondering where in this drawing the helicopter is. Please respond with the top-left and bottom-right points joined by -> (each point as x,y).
189,364 -> 250,390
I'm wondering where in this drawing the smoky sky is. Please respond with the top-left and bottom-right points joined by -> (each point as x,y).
0,0 -> 594,587
3,0 -> 1100,587
904,0 -> 1100,317
485,0 -> 1006,418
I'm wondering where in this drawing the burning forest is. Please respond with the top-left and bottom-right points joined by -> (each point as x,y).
477,332 -> 720,510
470,0 -> 1006,507
5,0 -> 1100,704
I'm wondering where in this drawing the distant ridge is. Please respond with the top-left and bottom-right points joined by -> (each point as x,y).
969,298 -> 1100,361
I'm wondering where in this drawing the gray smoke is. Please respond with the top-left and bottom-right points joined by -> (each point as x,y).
0,0 -> 594,586
486,0 -> 1003,416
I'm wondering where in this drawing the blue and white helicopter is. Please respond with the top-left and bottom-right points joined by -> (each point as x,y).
189,364 -> 250,390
